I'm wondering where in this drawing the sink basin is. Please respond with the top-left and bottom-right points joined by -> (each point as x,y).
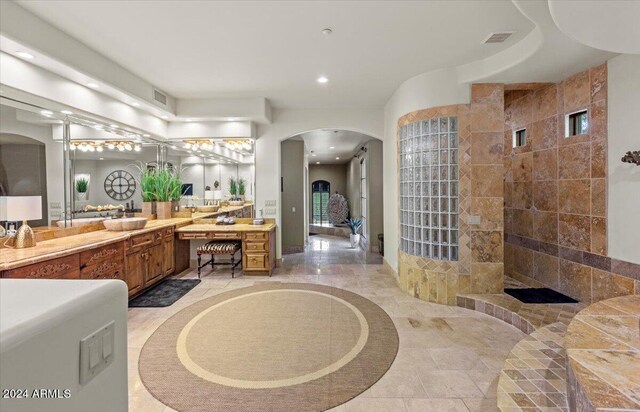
197,205 -> 219,213
103,217 -> 148,231
56,217 -> 106,228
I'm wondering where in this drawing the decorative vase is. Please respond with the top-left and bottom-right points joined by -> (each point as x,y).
77,192 -> 87,201
142,201 -> 156,216
156,201 -> 172,219
350,234 -> 361,248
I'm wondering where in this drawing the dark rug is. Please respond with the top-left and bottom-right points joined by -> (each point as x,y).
129,279 -> 201,307
505,288 -> 578,304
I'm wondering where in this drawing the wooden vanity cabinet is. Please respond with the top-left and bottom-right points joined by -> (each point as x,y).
3,254 -> 80,280
124,227 -> 175,297
80,241 -> 125,280
242,227 -> 276,275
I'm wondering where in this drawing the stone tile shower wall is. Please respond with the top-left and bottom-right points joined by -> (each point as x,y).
504,63 -> 639,303
396,84 -> 505,305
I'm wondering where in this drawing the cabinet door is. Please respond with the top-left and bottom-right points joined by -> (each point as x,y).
163,237 -> 175,276
145,244 -> 164,285
125,250 -> 145,296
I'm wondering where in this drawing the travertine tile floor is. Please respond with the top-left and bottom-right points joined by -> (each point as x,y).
128,235 -> 525,411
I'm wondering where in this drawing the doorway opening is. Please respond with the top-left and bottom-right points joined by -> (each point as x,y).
280,129 -> 383,262
311,180 -> 330,225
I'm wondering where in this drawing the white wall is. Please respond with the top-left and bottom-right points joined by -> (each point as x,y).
607,54 -> 640,264
382,69 -> 470,272
255,108 -> 383,259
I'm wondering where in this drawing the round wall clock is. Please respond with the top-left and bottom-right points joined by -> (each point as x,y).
104,170 -> 137,200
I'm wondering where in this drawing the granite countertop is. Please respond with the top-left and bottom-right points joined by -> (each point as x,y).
176,222 -> 276,233
565,295 -> 640,410
0,217 -> 196,271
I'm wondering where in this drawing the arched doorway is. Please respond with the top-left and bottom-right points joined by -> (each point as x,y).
280,129 -> 383,262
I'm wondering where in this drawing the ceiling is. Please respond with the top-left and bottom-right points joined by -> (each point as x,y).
296,129 -> 372,164
16,0 -> 534,109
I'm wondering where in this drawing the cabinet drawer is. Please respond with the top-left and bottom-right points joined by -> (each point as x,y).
80,260 -> 123,280
244,241 -> 268,252
210,232 -> 240,239
5,254 -> 80,279
179,232 -> 207,240
80,242 -> 124,267
244,232 -> 267,241
245,253 -> 267,270
128,232 -> 154,250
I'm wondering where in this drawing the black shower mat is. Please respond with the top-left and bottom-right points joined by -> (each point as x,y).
505,288 -> 578,304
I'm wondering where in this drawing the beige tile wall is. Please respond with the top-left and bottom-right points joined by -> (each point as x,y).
503,63 -> 639,303
396,84 -> 505,305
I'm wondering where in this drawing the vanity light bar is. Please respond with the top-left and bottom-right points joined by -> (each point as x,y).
69,140 -> 141,152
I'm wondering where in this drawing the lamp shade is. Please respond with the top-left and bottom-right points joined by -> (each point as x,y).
213,190 -> 223,200
0,196 -> 42,221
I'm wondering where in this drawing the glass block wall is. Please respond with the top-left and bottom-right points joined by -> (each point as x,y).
399,116 -> 459,261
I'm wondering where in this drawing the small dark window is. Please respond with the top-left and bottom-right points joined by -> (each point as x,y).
513,128 -> 526,147
566,110 -> 588,137
311,180 -> 330,225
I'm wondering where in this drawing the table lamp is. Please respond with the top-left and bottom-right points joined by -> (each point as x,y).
0,196 -> 42,248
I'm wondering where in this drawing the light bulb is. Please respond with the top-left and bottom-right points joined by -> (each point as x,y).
118,145 -> 125,152
88,146 -> 95,152
96,146 -> 103,152
134,145 -> 141,152
184,143 -> 191,149
124,143 -> 132,151
70,143 -> 76,150
107,143 -> 115,150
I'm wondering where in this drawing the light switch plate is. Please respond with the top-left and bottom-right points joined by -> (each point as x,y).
468,215 -> 482,225
79,321 -> 115,385
264,208 -> 276,215
265,200 -> 276,207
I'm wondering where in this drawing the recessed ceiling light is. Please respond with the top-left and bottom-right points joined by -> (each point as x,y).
329,146 -> 335,149
15,51 -> 34,59
110,124 -> 119,128
86,83 -> 99,89
317,76 -> 329,84
186,118 -> 194,122
60,110 -> 73,115
142,134 -> 150,137
336,157 -> 340,160
161,115 -> 169,119
311,153 -> 316,157
321,28 -> 333,35
99,157 -> 104,160
316,161 -> 320,164
130,101 -> 140,107
40,110 -> 53,116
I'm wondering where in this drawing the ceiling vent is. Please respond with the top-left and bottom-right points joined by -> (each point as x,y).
482,31 -> 515,44
153,88 -> 168,106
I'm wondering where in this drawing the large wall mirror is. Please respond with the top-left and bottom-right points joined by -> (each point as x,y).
0,97 -> 255,236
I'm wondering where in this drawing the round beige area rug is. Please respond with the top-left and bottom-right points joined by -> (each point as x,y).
139,282 -> 399,412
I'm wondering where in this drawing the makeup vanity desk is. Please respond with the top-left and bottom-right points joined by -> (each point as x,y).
176,218 -> 276,276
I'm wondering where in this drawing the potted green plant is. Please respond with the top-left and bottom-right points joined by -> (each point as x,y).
237,177 -> 246,201
154,167 -> 182,219
75,177 -> 89,201
346,218 -> 363,248
228,177 -> 237,198
138,166 -> 157,216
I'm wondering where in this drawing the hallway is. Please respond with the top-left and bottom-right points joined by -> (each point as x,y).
284,234 -> 383,266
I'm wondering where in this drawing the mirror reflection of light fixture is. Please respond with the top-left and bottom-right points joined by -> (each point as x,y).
181,139 -> 214,152
69,140 -> 140,152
